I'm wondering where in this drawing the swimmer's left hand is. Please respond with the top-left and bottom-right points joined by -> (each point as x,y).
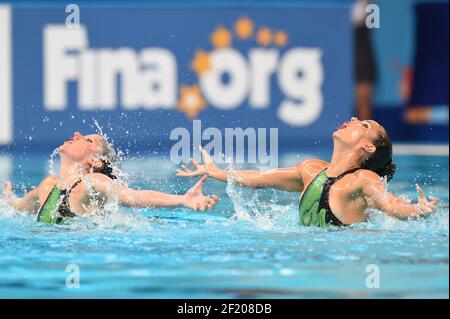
183,175 -> 219,211
415,184 -> 439,215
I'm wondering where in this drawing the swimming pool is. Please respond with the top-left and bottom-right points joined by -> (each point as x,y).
0,151 -> 448,298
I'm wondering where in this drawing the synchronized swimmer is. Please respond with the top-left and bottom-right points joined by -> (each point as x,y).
177,117 -> 439,227
2,132 -> 219,224
1,117 -> 439,227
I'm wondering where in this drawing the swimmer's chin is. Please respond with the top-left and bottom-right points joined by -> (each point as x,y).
332,130 -> 345,143
58,140 -> 71,150
57,144 -> 66,152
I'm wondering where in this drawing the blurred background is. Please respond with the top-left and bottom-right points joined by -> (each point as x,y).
0,0 -> 448,155
0,0 -> 448,299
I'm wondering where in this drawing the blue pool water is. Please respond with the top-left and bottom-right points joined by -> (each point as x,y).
0,152 -> 448,298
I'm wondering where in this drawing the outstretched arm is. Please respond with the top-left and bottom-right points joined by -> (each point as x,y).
1,181 -> 40,213
87,174 -> 219,211
362,171 -> 439,219
176,146 -> 306,192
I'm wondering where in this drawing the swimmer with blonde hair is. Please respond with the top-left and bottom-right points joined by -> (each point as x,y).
2,132 -> 218,224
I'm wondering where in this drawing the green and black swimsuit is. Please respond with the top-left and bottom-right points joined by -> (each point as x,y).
299,168 -> 359,227
36,180 -> 81,224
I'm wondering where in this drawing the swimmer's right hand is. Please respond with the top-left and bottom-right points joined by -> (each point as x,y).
176,146 -> 218,178
1,181 -> 14,202
4,181 -> 13,192
182,175 -> 219,211
2,181 -> 13,196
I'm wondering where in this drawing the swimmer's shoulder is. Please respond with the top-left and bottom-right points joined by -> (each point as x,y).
82,173 -> 114,184
350,169 -> 385,189
38,176 -> 57,189
353,169 -> 382,180
294,158 -> 328,182
295,158 -> 328,172
78,173 -> 116,194
33,176 -> 58,199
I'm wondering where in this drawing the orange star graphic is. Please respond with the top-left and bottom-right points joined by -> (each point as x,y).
177,85 -> 207,119
191,50 -> 211,75
274,30 -> 288,47
210,26 -> 232,48
257,27 -> 273,47
234,16 -> 254,39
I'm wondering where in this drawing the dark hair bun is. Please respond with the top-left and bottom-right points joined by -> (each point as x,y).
94,160 -> 117,179
377,161 -> 396,182
359,127 -> 395,182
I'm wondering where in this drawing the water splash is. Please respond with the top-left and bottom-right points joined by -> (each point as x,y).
224,168 -> 299,232
92,119 -> 106,138
221,166 -> 449,235
89,119 -> 130,185
47,148 -> 59,175
363,207 -> 449,233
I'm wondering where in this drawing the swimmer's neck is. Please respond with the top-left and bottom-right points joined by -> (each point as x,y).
57,157 -> 89,190
327,147 -> 361,177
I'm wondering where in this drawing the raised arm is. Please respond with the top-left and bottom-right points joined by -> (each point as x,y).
86,174 -> 218,211
176,146 -> 307,192
361,171 -> 439,219
2,180 -> 40,213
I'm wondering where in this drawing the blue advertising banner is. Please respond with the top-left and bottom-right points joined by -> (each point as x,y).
0,5 -> 353,152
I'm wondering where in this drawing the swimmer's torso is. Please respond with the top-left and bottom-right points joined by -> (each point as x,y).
299,159 -> 369,225
37,175 -> 107,217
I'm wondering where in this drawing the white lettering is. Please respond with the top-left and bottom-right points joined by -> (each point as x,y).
200,49 -> 248,109
44,25 -> 87,110
278,48 -> 323,126
0,5 -> 12,145
249,48 -> 278,108
44,26 -> 177,111
139,48 -> 177,109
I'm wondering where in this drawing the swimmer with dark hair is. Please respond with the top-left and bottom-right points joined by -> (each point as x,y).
177,117 -> 439,227
2,132 -> 218,224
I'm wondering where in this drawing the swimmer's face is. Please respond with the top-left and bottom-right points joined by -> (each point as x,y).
58,132 -> 103,162
333,117 -> 383,153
